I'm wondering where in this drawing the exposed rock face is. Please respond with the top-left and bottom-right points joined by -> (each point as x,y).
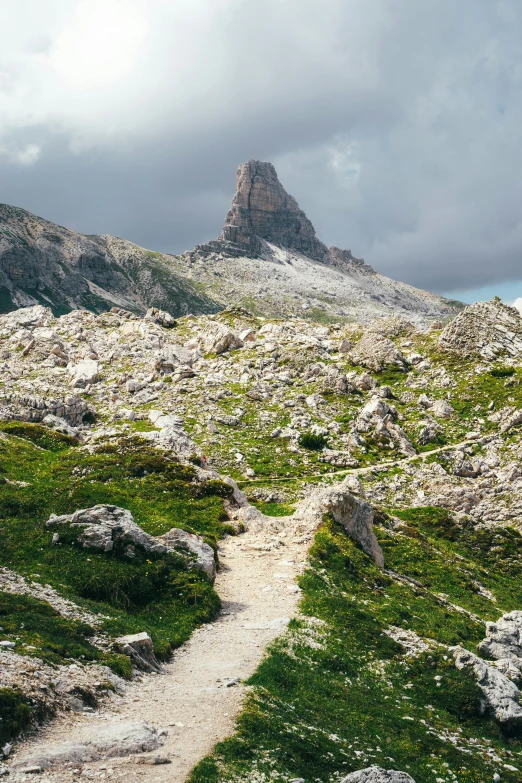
0,203 -> 218,316
439,297 -> 522,359
342,769 -> 416,783
480,612 -> 522,659
220,160 -> 329,262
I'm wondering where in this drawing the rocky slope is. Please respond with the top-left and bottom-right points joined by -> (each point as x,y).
0,204 -> 218,317
1,162 -> 461,324
1,297 -> 522,783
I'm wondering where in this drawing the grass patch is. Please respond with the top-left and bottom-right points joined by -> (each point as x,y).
0,429 -> 232,669
0,421 -> 77,451
189,510 -> 522,783
249,501 -> 296,517
0,592 -> 129,675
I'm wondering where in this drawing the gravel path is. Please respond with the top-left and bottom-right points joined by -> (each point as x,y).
12,524 -> 310,782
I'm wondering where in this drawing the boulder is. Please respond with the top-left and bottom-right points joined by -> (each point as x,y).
42,414 -> 80,439
453,647 -> 522,729
142,412 -> 198,457
430,399 -> 454,418
46,505 -> 215,578
500,409 -> 522,434
68,359 -> 100,388
342,768 -> 415,783
12,722 -> 165,770
366,316 -> 415,338
439,298 -> 522,359
349,333 -> 407,372
355,397 -> 415,456
158,528 -> 216,579
198,321 -> 244,355
154,344 -> 195,373
114,633 -> 163,674
342,768 -> 416,783
144,307 -> 177,328
0,305 -> 52,332
339,338 -> 353,353
318,449 -> 359,468
478,611 -> 522,661
46,505 -> 168,557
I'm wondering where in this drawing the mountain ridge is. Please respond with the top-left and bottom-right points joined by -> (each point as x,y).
0,161 -> 461,323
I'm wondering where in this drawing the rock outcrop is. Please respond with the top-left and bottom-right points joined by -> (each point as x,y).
46,505 -> 216,577
236,480 -> 384,568
439,297 -> 522,359
342,768 -> 416,783
185,161 -> 462,324
12,721 -> 166,770
453,647 -> 522,730
220,160 -> 329,262
349,333 -> 407,372
478,611 -> 522,684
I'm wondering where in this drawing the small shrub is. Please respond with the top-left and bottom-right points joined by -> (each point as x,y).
0,688 -> 33,744
298,432 -> 328,451
490,365 -> 515,378
0,422 -> 76,451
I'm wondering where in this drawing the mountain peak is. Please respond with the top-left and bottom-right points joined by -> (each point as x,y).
220,160 -> 329,262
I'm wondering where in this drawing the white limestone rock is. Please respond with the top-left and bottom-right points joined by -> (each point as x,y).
342,769 -> 416,783
114,633 -> 163,674
349,333 -> 407,372
68,359 -> 100,388
158,528 -> 216,579
12,722 -> 166,770
453,646 -> 522,729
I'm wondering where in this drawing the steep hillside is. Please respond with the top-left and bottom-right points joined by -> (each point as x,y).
1,298 -> 522,783
0,204 -> 218,317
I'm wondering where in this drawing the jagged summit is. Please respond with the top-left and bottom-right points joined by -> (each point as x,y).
220,160 -> 329,262
189,159 -> 374,272
182,160 -> 461,323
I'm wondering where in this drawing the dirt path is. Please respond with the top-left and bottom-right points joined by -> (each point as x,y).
12,435 -> 495,780
12,525 -> 311,782
240,434 -> 495,486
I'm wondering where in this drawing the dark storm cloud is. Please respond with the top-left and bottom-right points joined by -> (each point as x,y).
0,0 -> 521,294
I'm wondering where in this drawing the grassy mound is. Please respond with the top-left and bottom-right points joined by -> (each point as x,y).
0,426 -> 233,667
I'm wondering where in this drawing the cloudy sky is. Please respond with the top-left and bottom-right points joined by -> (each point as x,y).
1,0 -> 521,301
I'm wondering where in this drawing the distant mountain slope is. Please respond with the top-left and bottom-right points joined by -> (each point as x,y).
0,162 -> 462,323
0,204 -> 219,316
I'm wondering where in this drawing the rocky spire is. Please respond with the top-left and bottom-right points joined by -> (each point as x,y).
220,160 -> 329,262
